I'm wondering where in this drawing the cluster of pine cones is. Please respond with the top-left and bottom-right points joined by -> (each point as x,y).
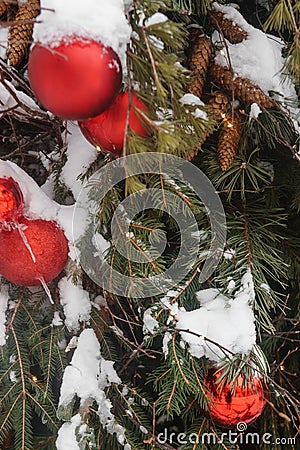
186,9 -> 275,171
0,2 -> 276,171
0,0 -> 40,67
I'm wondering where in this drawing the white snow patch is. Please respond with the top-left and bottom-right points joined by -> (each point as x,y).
143,308 -> 159,335
149,35 -> 164,50
52,311 -> 63,327
249,103 -> 262,120
56,414 -> 81,450
40,177 -> 55,200
123,0 -> 133,14
58,277 -> 91,331
61,122 -> 98,200
0,27 -> 8,60
9,371 -> 17,383
213,2 -> 297,100
176,269 -> 256,362
33,0 -> 131,70
196,288 -> 220,305
260,283 -> 271,293
194,108 -> 208,120
0,79 -> 45,119
146,12 -> 168,27
160,291 -> 180,319
180,93 -> 208,120
65,336 -> 78,353
58,329 -> 125,444
223,248 -> 235,260
226,278 -> 236,293
162,331 -> 172,356
180,94 -> 204,106
0,284 -> 9,346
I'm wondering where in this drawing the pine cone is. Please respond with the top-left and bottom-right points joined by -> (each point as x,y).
208,90 -> 230,119
186,146 -> 200,161
218,110 -> 243,171
7,0 -> 18,21
209,64 -> 275,109
7,0 -> 40,67
0,1 -> 8,18
209,10 -> 247,44
186,90 -> 230,162
187,30 -> 212,98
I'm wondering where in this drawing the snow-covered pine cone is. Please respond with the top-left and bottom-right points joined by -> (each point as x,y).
7,0 -> 40,67
187,30 -> 212,98
218,110 -> 243,171
209,10 -> 247,44
209,64 -> 275,109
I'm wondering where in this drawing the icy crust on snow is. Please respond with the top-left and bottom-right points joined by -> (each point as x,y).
176,269 -> 256,362
33,0 -> 131,69
58,277 -> 91,331
57,329 -> 126,447
213,2 -> 297,100
0,284 -> 9,346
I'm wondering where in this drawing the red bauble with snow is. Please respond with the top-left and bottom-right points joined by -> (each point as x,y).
28,38 -> 122,120
78,91 -> 148,156
0,177 -> 24,225
205,371 -> 267,427
0,217 -> 69,286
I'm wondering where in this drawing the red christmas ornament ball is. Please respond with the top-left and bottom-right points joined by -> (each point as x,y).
0,217 -> 69,286
28,38 -> 122,120
0,177 -> 24,224
78,91 -> 148,156
205,371 -> 267,427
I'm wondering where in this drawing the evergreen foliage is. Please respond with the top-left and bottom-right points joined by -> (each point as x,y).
0,0 -> 299,449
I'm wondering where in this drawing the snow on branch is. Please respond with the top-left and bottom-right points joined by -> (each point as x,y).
175,269 -> 256,362
0,73 -> 49,121
58,277 -> 91,332
144,270 -> 257,362
0,284 -> 9,346
57,329 -> 127,448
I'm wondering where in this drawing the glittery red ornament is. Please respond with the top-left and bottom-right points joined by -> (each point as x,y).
0,177 -> 24,224
78,91 -> 148,156
205,371 -> 267,427
0,217 -> 68,286
28,38 -> 122,120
